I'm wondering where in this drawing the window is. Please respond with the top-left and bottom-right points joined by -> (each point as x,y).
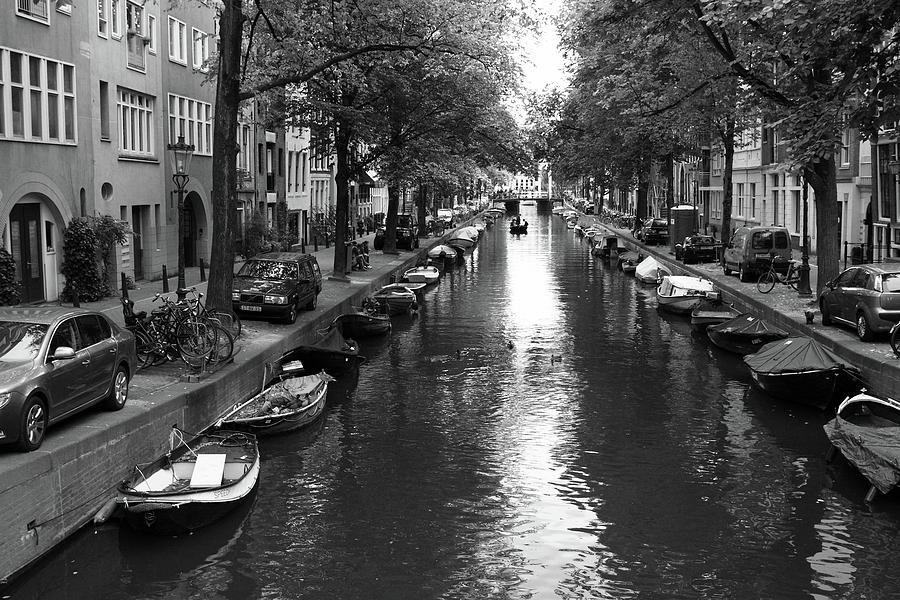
167,94 -> 212,155
126,1 -> 146,71
0,47 -> 76,143
99,81 -> 110,139
98,0 -> 108,37
840,128 -> 851,166
749,183 -> 756,218
147,14 -> 157,54
792,190 -> 801,233
192,28 -> 209,70
118,88 -> 154,157
168,16 -> 187,64
45,221 -> 54,252
17,0 -> 49,23
56,0 -> 72,15
110,0 -> 122,37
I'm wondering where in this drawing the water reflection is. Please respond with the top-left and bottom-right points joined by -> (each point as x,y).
10,208 -> 900,599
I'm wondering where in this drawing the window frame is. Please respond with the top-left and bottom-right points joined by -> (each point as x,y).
191,28 -> 210,71
125,0 -> 146,72
168,16 -> 187,65
147,14 -> 157,54
117,87 -> 155,159
97,0 -> 109,38
167,93 -> 212,156
16,0 -> 50,25
110,0 -> 123,38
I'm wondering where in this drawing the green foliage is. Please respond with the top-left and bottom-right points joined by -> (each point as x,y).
0,248 -> 21,306
60,215 -> 131,302
60,217 -> 105,302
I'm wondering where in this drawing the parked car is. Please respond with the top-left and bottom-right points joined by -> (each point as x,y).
232,252 -> 322,323
819,264 -> 900,341
437,208 -> 454,226
723,226 -> 792,282
640,219 -> 669,245
676,235 -> 720,264
0,308 -> 135,452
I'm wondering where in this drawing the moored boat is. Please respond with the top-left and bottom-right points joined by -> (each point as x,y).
690,297 -> 740,332
448,226 -> 479,249
216,369 -> 332,436
706,313 -> 788,354
617,250 -> 641,274
635,256 -> 672,284
824,393 -> 900,502
331,309 -> 391,338
117,429 -> 260,535
373,283 -> 419,315
743,336 -> 863,411
288,327 -> 364,376
403,265 -> 440,285
656,275 -> 717,314
427,244 -> 460,260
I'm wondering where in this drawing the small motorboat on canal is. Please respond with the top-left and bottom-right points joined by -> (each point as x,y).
824,392 -> 900,502
448,226 -> 479,249
427,244 -> 460,261
743,336 -> 863,411
330,306 -> 391,338
656,275 -> 717,314
117,429 -> 260,535
634,256 -> 671,284
289,326 -> 364,376
594,235 -> 624,260
373,283 -> 420,315
617,250 -> 641,274
690,297 -> 740,332
403,265 -> 440,285
215,367 -> 332,436
706,313 -> 789,355
509,218 -> 528,234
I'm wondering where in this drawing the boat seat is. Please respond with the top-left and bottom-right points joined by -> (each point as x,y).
189,453 -> 227,488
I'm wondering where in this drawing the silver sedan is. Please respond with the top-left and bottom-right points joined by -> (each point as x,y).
0,307 -> 136,451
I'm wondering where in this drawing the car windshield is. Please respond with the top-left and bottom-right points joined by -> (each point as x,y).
652,220 -> 667,227
237,260 -> 298,280
0,321 -> 47,363
882,273 -> 900,293
751,231 -> 775,250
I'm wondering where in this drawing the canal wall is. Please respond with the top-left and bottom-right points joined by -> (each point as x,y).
0,225 -> 472,585
599,223 -> 900,401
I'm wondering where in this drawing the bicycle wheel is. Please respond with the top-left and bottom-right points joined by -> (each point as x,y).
891,325 -> 900,358
174,318 -> 216,359
757,271 -> 777,294
208,324 -> 235,365
207,309 -> 241,339
134,330 -> 159,369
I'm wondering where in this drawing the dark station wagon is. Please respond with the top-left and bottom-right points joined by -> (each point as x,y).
640,219 -> 669,245
232,252 -> 322,324
676,235 -> 720,264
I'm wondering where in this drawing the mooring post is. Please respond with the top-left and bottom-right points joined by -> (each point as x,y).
121,272 -> 129,300
199,257 -> 206,282
162,265 -> 169,293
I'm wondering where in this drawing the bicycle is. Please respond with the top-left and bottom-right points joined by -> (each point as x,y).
178,287 -> 242,339
890,321 -> 900,358
756,255 -> 801,293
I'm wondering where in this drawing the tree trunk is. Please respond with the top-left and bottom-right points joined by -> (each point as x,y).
332,120 -> 351,279
637,180 -> 648,222
806,157 -> 840,295
417,182 -> 427,239
719,117 -> 735,263
206,0 -> 242,312
383,183 -> 400,254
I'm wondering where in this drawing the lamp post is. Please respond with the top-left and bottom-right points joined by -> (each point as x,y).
167,135 -> 194,299
796,171 -> 812,297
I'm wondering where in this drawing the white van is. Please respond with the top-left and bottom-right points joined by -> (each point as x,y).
723,226 -> 792,282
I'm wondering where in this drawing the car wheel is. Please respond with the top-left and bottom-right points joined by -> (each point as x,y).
414,237 -> 420,249
857,312 -> 876,342
820,300 -> 832,325
305,293 -> 318,311
103,365 -> 129,411
16,396 -> 47,452
739,265 -> 751,282
285,302 -> 298,324
723,264 -> 732,276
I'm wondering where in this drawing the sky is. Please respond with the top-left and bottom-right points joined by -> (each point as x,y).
522,0 -> 568,93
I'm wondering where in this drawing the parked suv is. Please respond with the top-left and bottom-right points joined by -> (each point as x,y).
232,252 -> 322,324
723,226 -> 792,282
819,264 -> 900,341
373,214 -> 420,251
640,219 -> 669,245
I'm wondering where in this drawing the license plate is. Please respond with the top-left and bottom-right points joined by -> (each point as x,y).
240,305 -> 262,312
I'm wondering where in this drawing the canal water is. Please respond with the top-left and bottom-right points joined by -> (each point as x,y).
6,208 -> 900,600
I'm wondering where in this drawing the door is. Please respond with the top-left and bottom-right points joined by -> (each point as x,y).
75,314 -> 118,401
825,268 -> 859,323
45,318 -> 93,416
132,206 -> 144,280
10,204 -> 44,303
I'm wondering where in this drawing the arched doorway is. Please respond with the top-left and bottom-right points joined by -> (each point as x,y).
183,191 -> 208,268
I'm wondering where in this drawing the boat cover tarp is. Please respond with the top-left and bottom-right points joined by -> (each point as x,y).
297,327 -> 353,354
635,257 -> 671,282
707,313 -> 787,339
743,336 -> 849,375
824,416 -> 900,494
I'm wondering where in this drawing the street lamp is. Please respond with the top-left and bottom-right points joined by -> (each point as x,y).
796,171 -> 812,297
167,135 -> 194,299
